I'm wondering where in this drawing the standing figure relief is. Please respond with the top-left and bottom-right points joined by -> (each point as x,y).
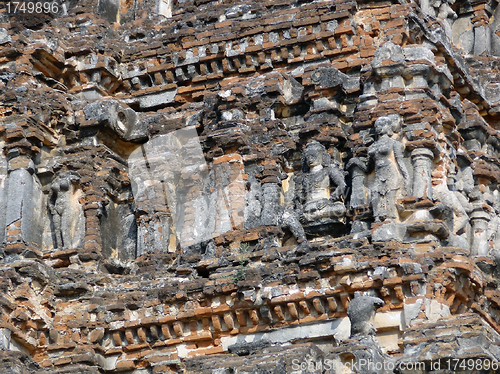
367,116 -> 410,223
48,172 -> 84,249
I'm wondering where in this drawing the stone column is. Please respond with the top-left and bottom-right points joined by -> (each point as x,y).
348,162 -> 371,236
411,148 -> 434,200
349,164 -> 368,209
81,186 -> 104,258
260,173 -> 284,248
214,154 -> 245,232
179,169 -> 205,248
260,183 -> 281,227
470,207 -> 490,256
474,25 -> 491,56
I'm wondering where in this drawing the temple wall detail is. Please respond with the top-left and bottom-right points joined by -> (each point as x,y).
2,0 -> 500,372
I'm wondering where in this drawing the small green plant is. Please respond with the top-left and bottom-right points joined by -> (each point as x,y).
220,243 -> 251,285
239,242 -> 250,253
220,257 -> 248,285
233,258 -> 248,284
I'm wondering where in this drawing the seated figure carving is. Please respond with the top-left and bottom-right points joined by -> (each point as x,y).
367,116 -> 410,222
292,141 -> 346,231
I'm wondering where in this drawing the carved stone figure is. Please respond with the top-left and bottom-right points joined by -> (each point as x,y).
347,293 -> 385,337
367,117 -> 410,222
293,141 -> 346,227
433,0 -> 456,20
279,207 -> 307,246
422,0 -> 457,36
48,172 -> 84,249
337,292 -> 393,374
261,176 -> 308,249
347,156 -> 369,210
83,99 -> 145,142
432,162 -> 469,249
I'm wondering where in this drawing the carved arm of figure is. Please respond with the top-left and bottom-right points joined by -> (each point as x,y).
328,164 -> 347,202
346,156 -> 369,173
393,140 -> 411,195
48,191 -> 57,216
292,174 -> 305,213
281,208 -> 308,246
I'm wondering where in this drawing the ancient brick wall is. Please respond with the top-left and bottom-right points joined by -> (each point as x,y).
1,0 -> 500,373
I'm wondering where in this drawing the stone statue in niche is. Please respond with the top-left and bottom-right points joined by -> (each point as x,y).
367,116 -> 410,222
292,141 -> 346,233
48,171 -> 85,249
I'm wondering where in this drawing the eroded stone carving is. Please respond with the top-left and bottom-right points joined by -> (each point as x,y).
279,207 -> 307,247
340,294 -> 393,374
347,293 -> 384,337
3,156 -> 44,250
260,166 -> 307,248
0,138 -> 7,248
83,99 -> 144,142
420,0 -> 457,39
428,0 -> 457,21
367,117 -> 410,222
431,161 -> 470,249
48,172 -> 85,249
292,141 -> 346,231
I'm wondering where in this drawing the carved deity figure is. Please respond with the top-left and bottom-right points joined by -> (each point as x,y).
293,141 -> 346,224
367,117 -> 410,222
48,172 -> 83,249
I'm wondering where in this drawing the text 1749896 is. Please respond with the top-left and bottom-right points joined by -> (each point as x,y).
6,2 -> 59,14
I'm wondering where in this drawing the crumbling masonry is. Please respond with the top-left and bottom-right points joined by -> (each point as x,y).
2,0 -> 500,372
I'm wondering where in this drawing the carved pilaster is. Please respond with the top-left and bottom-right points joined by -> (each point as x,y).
411,147 -> 434,200
470,206 -> 490,256
2,116 -> 45,255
